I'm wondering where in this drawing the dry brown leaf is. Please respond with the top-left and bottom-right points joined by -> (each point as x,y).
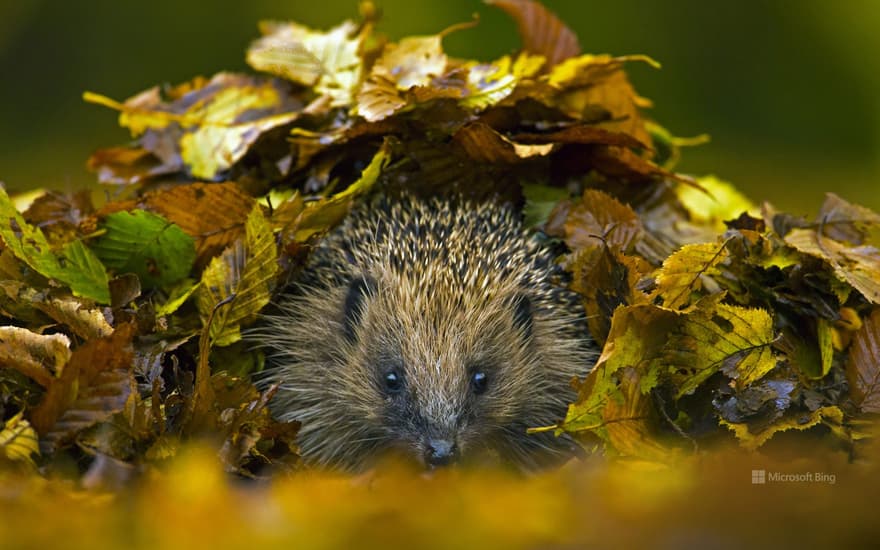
486,0 -> 580,68
847,308 -> 880,413
30,324 -> 136,451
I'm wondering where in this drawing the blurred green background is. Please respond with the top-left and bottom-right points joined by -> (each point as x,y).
1,0 -> 878,215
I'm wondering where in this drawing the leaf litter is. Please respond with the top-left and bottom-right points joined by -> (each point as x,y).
1,0 -> 879,545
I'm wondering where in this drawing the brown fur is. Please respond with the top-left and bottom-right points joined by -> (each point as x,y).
252,194 -> 597,470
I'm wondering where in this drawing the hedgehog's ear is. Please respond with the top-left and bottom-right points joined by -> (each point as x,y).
512,293 -> 533,341
342,275 -> 375,342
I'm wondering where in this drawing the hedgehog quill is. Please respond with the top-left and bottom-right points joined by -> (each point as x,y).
252,194 -> 598,471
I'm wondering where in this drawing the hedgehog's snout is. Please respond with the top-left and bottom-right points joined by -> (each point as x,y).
423,438 -> 458,468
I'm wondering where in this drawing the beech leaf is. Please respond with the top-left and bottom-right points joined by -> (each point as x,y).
486,0 -> 580,67
0,188 -> 110,304
651,241 -> 729,310
846,308 -> 880,413
196,206 -> 278,346
92,210 -> 196,289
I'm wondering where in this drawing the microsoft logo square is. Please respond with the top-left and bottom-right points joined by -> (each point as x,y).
751,469 -> 766,484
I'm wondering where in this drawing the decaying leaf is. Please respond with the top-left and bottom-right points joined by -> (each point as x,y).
0,326 -> 70,388
30,324 -> 136,453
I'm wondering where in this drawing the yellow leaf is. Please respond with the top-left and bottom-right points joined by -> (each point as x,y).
676,176 -> 754,232
86,74 -> 302,180
670,303 -> 777,397
246,20 -> 365,107
651,241 -> 729,310
371,35 -> 447,90
197,206 -> 278,346
721,406 -> 844,451
0,411 -> 39,468
459,53 -> 545,110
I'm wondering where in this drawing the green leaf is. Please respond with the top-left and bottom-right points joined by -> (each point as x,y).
197,206 -> 277,346
60,240 -> 113,304
93,210 -> 196,288
156,278 -> 201,317
0,187 -> 110,303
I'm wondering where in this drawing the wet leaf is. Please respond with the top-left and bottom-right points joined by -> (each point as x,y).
197,206 -> 277,346
847,308 -> 880,413
92,210 -> 196,288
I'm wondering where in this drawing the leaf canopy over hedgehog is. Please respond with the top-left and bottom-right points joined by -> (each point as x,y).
0,0 -> 877,486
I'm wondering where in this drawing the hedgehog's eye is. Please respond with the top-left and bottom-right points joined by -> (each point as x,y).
384,370 -> 403,393
471,371 -> 489,395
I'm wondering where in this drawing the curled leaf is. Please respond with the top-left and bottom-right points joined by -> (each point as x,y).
486,0 -> 580,67
0,326 -> 71,387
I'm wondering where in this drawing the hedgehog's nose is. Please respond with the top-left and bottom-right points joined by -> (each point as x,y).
425,439 -> 458,467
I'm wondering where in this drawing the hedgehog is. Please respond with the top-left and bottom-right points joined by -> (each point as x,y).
252,193 -> 597,471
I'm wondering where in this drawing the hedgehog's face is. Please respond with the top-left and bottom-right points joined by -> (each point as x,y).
342,273 -> 563,470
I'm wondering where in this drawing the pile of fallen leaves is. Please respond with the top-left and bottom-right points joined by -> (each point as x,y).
1,0 -> 878,507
